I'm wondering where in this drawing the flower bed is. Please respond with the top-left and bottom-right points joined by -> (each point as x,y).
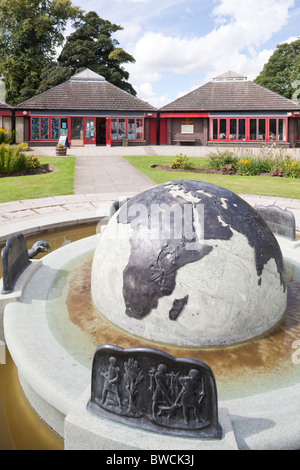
207,149 -> 300,177
0,144 -> 43,176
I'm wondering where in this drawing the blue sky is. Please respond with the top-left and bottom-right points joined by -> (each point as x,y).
71,0 -> 300,107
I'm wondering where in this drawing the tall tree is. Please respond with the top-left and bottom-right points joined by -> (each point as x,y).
254,38 -> 300,103
58,11 -> 136,95
0,0 -> 82,105
34,61 -> 72,95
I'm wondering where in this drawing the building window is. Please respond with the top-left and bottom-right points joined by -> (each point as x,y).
111,118 -> 144,141
181,118 -> 194,134
85,118 -> 95,140
219,119 -> 226,139
128,119 -> 135,139
296,120 -> 300,141
118,119 -> 126,139
31,118 -> 40,140
258,119 -> 266,140
209,117 -> 288,143
71,117 -> 83,141
229,119 -> 237,140
111,119 -> 118,139
60,118 -> 68,136
212,119 -> 218,140
30,116 -> 145,142
249,119 -> 257,141
51,118 -> 59,140
136,119 -> 143,139
238,119 -> 246,140
41,118 -> 49,140
269,119 -> 277,140
31,116 -> 68,141
278,119 -> 287,140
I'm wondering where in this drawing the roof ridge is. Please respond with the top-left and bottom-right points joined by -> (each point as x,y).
213,70 -> 247,81
70,68 -> 106,82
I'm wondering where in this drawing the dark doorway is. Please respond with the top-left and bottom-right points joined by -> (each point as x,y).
24,116 -> 30,142
96,118 -> 106,145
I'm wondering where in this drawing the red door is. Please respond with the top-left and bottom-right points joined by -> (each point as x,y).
106,118 -> 111,146
149,118 -> 157,144
84,118 -> 96,145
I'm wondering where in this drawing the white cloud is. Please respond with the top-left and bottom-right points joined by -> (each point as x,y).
115,22 -> 142,43
126,0 -> 295,103
128,25 -> 274,84
134,82 -> 170,107
213,0 -> 294,39
76,0 -> 297,105
282,36 -> 299,44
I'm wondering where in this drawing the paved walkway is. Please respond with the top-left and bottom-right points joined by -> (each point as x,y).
1,145 -> 300,242
74,154 -> 153,195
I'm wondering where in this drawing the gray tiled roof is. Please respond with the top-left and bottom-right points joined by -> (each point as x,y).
15,77 -> 156,112
0,100 -> 12,110
213,70 -> 247,81
160,80 -> 300,112
70,68 -> 105,81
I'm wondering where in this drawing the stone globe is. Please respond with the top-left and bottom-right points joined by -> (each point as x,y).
91,180 -> 287,347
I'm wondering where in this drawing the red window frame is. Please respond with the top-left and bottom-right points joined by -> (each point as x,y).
31,116 -> 70,141
296,118 -> 300,141
110,117 -> 144,141
209,117 -> 288,143
30,115 -> 145,143
84,118 -> 96,144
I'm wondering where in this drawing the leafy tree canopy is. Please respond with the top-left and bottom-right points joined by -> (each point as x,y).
0,2 -> 136,104
254,38 -> 300,103
58,11 -> 136,95
0,0 -> 81,104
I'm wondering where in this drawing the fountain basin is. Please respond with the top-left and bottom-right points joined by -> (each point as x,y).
2,232 -> 300,449
2,238 -> 96,437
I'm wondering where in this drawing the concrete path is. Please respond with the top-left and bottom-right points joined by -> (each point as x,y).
29,144 -> 300,159
1,145 -> 300,242
74,155 -> 153,195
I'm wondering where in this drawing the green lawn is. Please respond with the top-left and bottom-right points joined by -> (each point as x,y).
1,154 -> 300,204
0,156 -> 75,203
123,155 -> 300,199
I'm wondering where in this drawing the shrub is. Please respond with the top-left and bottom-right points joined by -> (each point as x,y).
169,154 -> 192,169
235,155 -> 300,177
25,154 -> 41,170
253,157 -> 274,174
208,148 -> 300,177
282,160 -> 300,178
17,142 -> 30,151
236,158 -> 256,176
0,144 -> 41,175
208,150 -> 239,171
7,130 -> 15,145
0,128 -> 9,144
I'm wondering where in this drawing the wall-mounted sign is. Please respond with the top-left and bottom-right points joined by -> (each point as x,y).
181,118 -> 194,125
